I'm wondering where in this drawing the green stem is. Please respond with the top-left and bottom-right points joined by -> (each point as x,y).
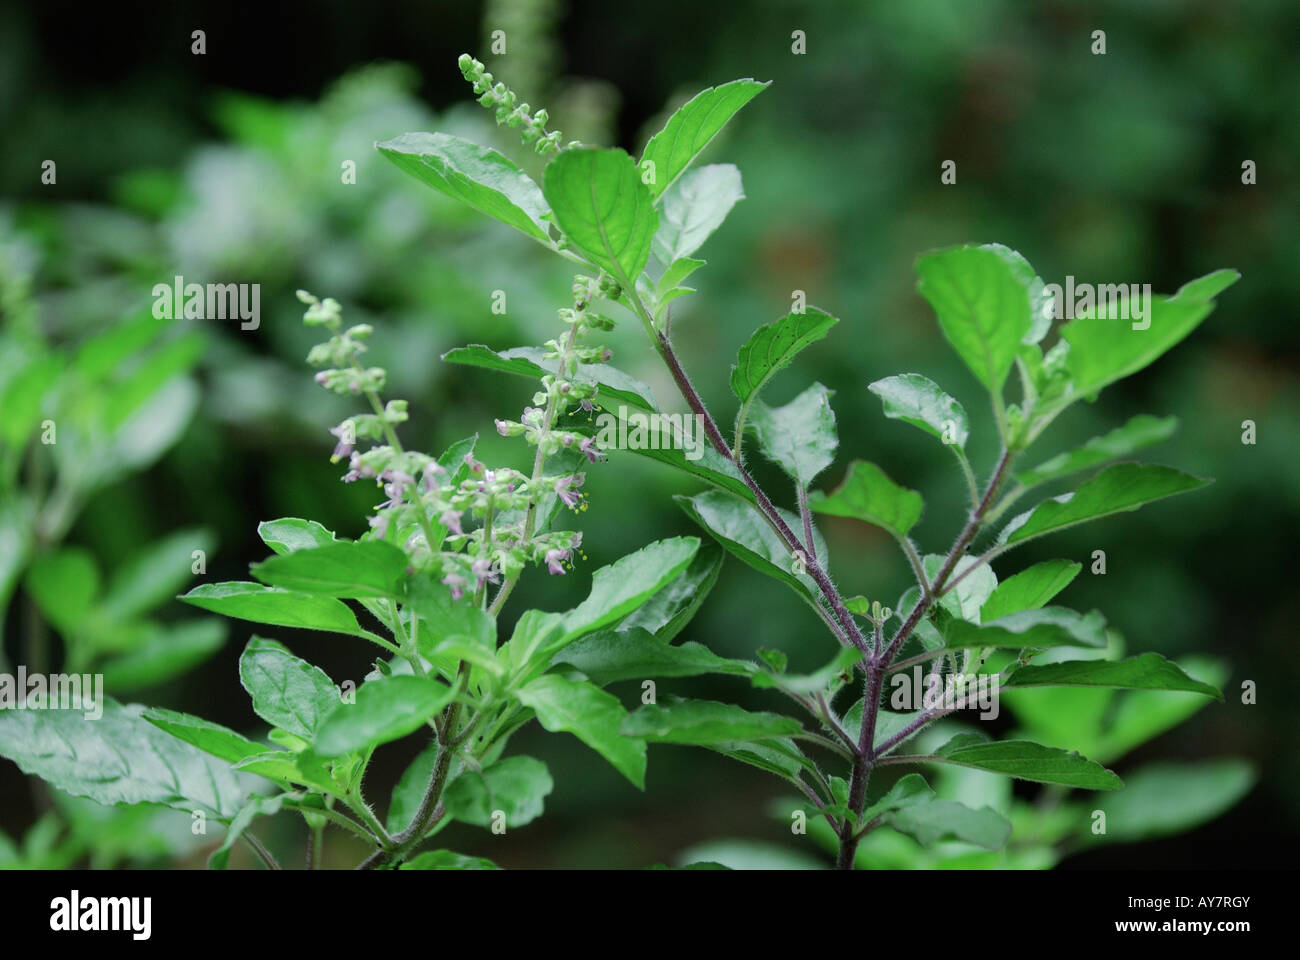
952,446 -> 979,510
353,359 -> 440,555
242,832 -> 281,870
279,799 -> 377,846
488,321 -> 578,617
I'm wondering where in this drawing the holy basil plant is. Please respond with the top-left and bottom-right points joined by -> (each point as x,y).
0,55 -> 1251,870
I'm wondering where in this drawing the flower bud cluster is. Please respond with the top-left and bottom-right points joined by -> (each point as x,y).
457,53 -> 578,154
299,284 -> 608,605
457,53 -> 579,154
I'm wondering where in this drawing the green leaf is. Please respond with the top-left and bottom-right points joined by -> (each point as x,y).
1086,760 -> 1254,844
0,353 -> 63,450
313,675 -> 457,757
979,559 -> 1080,622
250,540 -> 409,599
652,163 -> 744,264
887,800 -> 1012,850
444,756 -> 553,829
103,333 -> 204,429
0,699 -> 250,819
238,637 -> 341,741
1007,653 -> 1222,698
404,573 -> 495,656
25,548 -> 99,633
930,735 -> 1122,789
1094,656 -> 1229,761
500,610 -> 566,680
915,243 -> 1045,393
376,131 -> 551,242
232,751 -> 336,794
180,582 -> 375,639
542,147 -> 658,284
401,849 -> 501,870
751,645 -> 862,695
868,373 -> 970,449
640,79 -> 769,200
142,707 -> 266,765
707,738 -> 811,783
443,344 -> 657,413
925,554 -> 997,622
554,627 -> 753,686
748,382 -> 838,487
615,542 -> 724,641
93,377 -> 200,482
516,675 -> 646,788
209,794 -> 284,870
999,463 -> 1211,546
257,518 -> 337,556
622,698 -> 804,744
100,620 -> 227,693
99,527 -> 215,621
941,606 -> 1108,650
558,536 -> 700,646
659,256 -> 706,293
730,308 -> 838,403
1015,415 -> 1179,487
859,773 -> 934,823
809,460 -> 924,540
1062,269 -> 1239,400
676,490 -> 827,603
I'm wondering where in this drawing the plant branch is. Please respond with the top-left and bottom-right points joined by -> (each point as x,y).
873,705 -> 961,757
242,831 -> 281,870
797,484 -> 817,560
652,328 -> 870,653
881,447 -> 1013,666
280,799 -> 378,846
488,323 -> 578,617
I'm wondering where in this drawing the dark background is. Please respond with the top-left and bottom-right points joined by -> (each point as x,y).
2,0 -> 1297,868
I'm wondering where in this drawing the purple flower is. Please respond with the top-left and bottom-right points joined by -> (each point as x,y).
421,461 -> 446,493
441,572 -> 467,601
343,451 -> 375,483
376,470 -> 414,510
463,452 -> 484,475
555,474 -> 584,509
495,419 -> 511,437
315,371 -> 329,386
579,436 -> 605,464
329,425 -> 354,462
545,548 -> 570,575
471,556 -> 499,589
440,509 -> 464,536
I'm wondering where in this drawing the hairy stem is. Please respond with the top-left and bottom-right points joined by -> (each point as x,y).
654,329 -> 870,652
837,658 -> 884,869
837,447 -> 1014,869
242,831 -> 281,870
797,485 -> 817,559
